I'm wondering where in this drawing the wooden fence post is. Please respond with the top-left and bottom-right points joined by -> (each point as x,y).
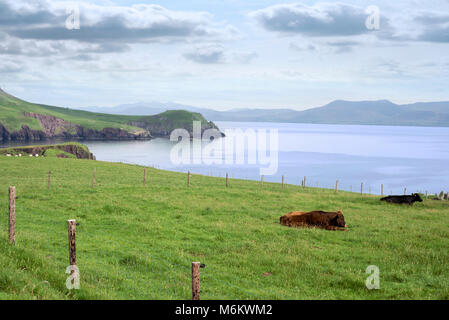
425,191 -> 428,199
68,219 -> 76,268
48,171 -> 51,190
404,187 -> 407,195
282,176 -> 284,190
187,171 -> 191,187
92,168 -> 96,188
261,175 -> 264,187
67,219 -> 78,287
381,184 -> 384,196
335,180 -> 339,193
143,168 -> 147,186
226,173 -> 229,188
9,186 -> 15,245
192,262 -> 201,300
361,182 -> 363,195
303,176 -> 306,188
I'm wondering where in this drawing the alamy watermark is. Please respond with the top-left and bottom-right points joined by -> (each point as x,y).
365,5 -> 380,30
66,265 -> 80,290
365,265 -> 380,290
170,121 -> 279,175
65,4 -> 80,30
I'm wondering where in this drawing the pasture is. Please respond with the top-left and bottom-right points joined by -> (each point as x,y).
0,156 -> 448,300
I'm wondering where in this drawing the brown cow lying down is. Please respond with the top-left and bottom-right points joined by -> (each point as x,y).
280,210 -> 347,231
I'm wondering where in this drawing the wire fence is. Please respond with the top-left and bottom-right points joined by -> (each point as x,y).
1,167 -> 446,299
1,176 -> 299,300
1,213 -> 297,299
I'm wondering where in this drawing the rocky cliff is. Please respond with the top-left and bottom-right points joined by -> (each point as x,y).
0,123 -> 46,142
0,112 -> 151,142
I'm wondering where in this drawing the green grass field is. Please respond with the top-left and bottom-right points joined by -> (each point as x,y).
0,155 -> 448,300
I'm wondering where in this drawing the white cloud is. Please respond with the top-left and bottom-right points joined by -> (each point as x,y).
1,1 -> 240,44
250,3 -> 384,37
183,45 -> 257,64
183,44 -> 226,64
0,60 -> 22,73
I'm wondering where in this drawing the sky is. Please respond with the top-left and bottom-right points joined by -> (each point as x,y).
1,0 -> 449,110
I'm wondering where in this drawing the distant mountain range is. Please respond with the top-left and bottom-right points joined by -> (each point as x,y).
79,99 -> 449,127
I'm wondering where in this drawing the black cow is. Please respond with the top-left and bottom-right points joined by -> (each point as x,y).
380,193 -> 423,205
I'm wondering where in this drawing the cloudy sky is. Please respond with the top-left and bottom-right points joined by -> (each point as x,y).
1,0 -> 449,110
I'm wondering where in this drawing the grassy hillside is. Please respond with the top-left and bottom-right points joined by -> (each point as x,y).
141,110 -> 215,128
0,142 -> 93,159
0,89 -> 138,132
0,155 -> 448,299
129,110 -> 222,137
0,89 -> 219,139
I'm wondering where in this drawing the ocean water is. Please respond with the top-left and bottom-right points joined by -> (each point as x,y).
3,121 -> 449,195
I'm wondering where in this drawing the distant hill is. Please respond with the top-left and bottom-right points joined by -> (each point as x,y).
81,99 -> 449,127
289,100 -> 449,126
0,88 -> 221,142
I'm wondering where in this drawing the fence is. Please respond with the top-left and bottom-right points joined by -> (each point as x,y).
3,210 -> 293,299
2,170 -> 302,299
2,168 -> 446,299
184,170 -> 438,197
